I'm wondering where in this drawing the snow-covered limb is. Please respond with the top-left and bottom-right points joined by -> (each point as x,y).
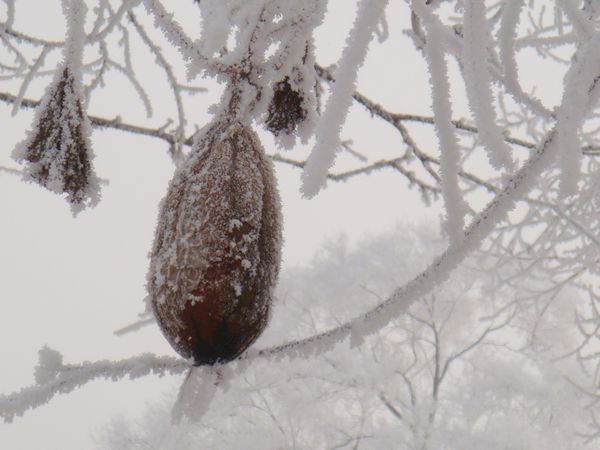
555,31 -> 600,197
498,0 -> 552,117
197,0 -> 229,57
0,91 -> 188,148
141,0 -> 214,77
412,1 -> 552,119
300,0 -> 389,198
0,348 -> 186,423
0,0 -> 141,48
559,0 -> 595,40
423,22 -> 466,246
252,128 -> 561,361
10,46 -> 49,116
128,11 -> 187,161
461,0 -> 514,171
61,0 -> 86,72
87,0 -> 143,43
107,36 -> 153,119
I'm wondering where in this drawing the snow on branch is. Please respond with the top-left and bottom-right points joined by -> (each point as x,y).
461,0 -> 514,171
141,0 -> 213,77
87,0 -> 143,43
423,22 -> 466,245
559,0 -> 595,39
61,0 -> 86,75
0,347 -> 186,423
555,31 -> 600,197
300,0 -> 389,198
197,0 -> 229,57
254,128 -> 561,361
498,0 -> 552,117
10,46 -> 50,116
128,11 -> 187,159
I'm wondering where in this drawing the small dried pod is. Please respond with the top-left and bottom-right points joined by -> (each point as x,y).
266,76 -> 308,137
266,43 -> 318,142
13,0 -> 98,212
13,65 -> 98,209
148,121 -> 282,365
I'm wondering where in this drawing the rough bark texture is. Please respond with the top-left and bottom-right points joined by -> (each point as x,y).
148,121 -> 282,365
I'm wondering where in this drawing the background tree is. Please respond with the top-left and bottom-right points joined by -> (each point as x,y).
94,226 -> 590,449
2,0 -> 600,448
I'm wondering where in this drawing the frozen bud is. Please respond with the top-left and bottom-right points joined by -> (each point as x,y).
148,121 -> 282,365
266,77 -> 308,137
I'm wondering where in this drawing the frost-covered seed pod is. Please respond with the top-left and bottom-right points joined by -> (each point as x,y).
13,0 -> 98,211
148,121 -> 282,365
266,77 -> 308,136
14,66 -> 97,207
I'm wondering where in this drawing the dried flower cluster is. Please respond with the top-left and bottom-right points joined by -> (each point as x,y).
148,121 -> 282,365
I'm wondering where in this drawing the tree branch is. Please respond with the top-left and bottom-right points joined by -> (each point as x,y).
0,351 -> 186,423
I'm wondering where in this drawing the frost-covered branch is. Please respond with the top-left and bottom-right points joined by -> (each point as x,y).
301,0 -> 389,197
253,130 -> 563,361
0,347 -> 186,423
0,91 -> 184,146
127,11 -> 189,160
423,21 -> 466,244
461,0 -> 514,171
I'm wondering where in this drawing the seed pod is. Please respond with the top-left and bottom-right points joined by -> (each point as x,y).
13,1 -> 98,211
13,65 -> 98,209
148,121 -> 282,365
266,76 -> 307,136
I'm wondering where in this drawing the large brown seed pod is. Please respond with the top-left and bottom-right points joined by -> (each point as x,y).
148,121 -> 282,365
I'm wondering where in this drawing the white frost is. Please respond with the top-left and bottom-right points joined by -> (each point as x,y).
300,0 -> 389,198
462,0 -> 514,171
555,32 -> 600,197
424,23 -> 467,245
